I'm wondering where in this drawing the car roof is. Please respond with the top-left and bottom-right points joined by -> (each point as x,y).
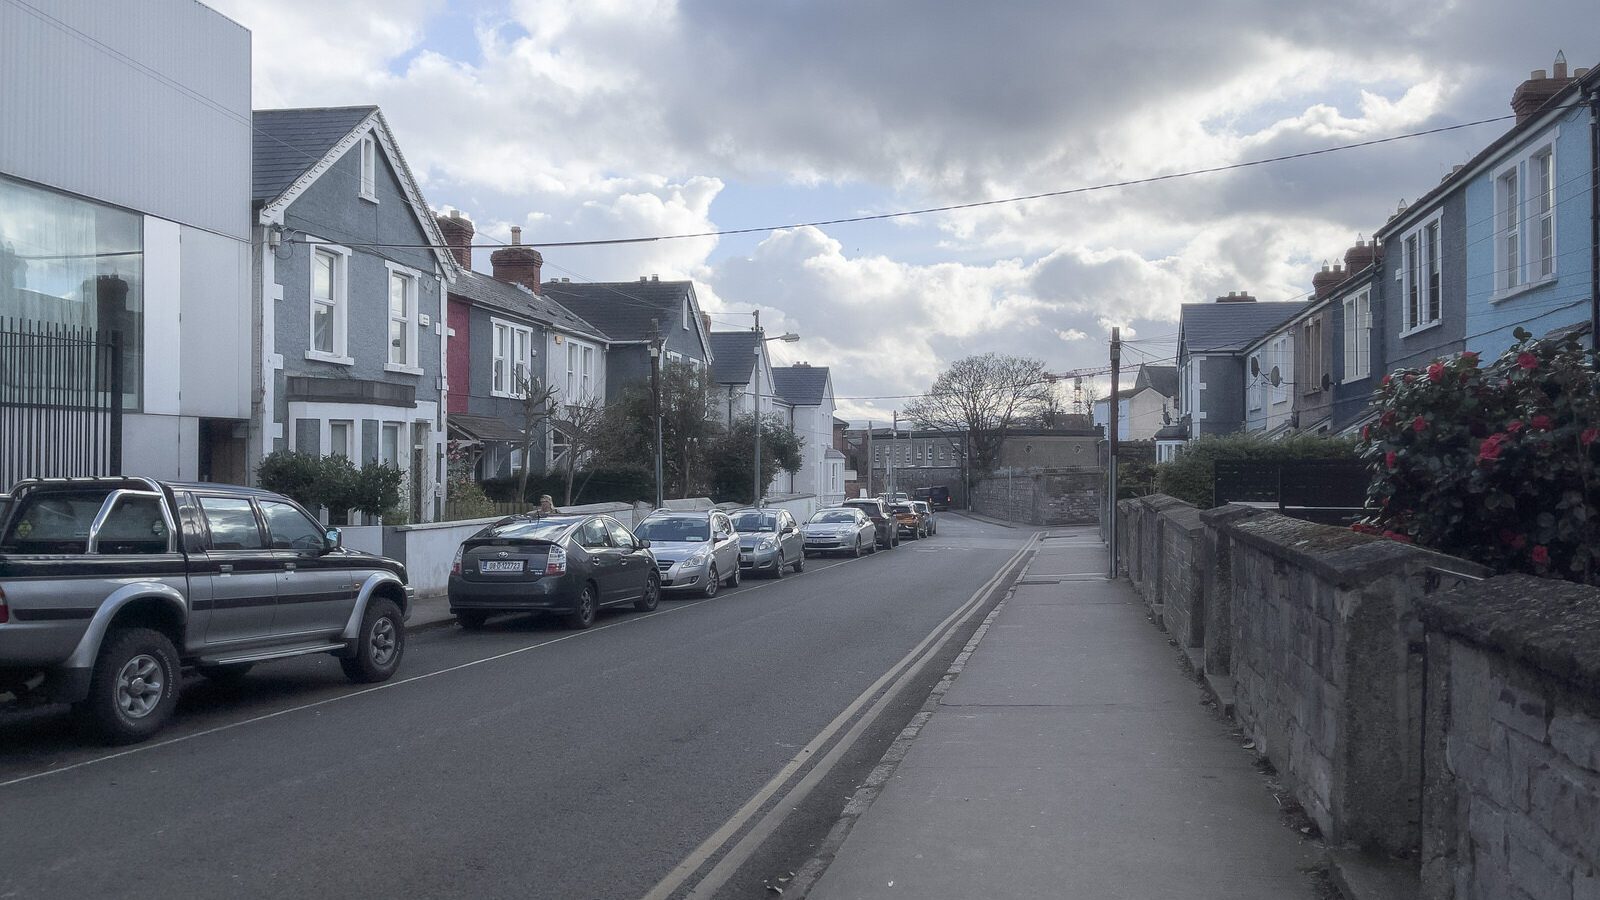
644,510 -> 712,519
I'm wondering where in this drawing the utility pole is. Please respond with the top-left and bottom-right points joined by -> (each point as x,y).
865,420 -> 873,497
1107,327 -> 1121,577
752,310 -> 762,507
650,318 -> 664,508
889,410 -> 898,497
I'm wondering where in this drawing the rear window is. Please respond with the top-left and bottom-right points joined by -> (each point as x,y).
731,512 -> 777,532
635,517 -> 709,543
0,489 -> 111,553
479,519 -> 571,542
811,511 -> 857,524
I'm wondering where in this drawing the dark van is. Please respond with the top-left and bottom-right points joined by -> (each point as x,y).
912,486 -> 952,511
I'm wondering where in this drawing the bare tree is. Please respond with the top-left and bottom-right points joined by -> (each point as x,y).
552,392 -> 607,506
903,353 -> 1054,474
513,369 -> 559,505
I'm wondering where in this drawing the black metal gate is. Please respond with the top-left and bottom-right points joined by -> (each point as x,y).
0,317 -> 123,492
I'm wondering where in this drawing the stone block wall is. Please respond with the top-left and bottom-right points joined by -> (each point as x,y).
1158,505 -> 1205,649
1196,504 -> 1264,676
970,467 -> 1103,526
1420,575 -> 1600,900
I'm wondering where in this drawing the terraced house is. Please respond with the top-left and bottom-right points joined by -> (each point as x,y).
251,106 -> 456,521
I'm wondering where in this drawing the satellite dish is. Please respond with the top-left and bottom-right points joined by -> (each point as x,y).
1250,358 -> 1261,376
1269,366 -> 1282,387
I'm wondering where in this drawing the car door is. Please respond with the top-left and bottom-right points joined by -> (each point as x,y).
712,512 -> 738,575
777,511 -> 801,560
193,494 -> 279,646
577,517 -> 623,603
261,498 -> 355,639
603,517 -> 649,600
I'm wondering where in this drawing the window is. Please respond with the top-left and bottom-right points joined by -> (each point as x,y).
387,269 -> 417,368
309,246 -> 349,360
1493,140 -> 1557,294
492,320 -> 534,397
551,426 -> 572,467
682,299 -> 690,330
1247,353 -> 1263,411
94,493 -> 170,555
581,346 -> 594,399
1343,289 -> 1372,381
1272,336 -> 1289,404
329,421 -> 352,458
605,519 -> 637,549
261,501 -> 326,551
1302,318 -> 1324,395
1399,214 -> 1443,332
359,134 -> 377,201
200,497 -> 264,551
579,518 -> 611,549
566,343 -> 577,397
380,424 -> 402,469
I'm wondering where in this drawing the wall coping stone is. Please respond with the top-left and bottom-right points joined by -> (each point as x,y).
1198,503 -> 1267,527
1159,504 -> 1205,533
1224,512 -> 1487,588
1422,574 -> 1600,698
1137,493 -> 1191,514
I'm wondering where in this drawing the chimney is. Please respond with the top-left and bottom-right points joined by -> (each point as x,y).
1312,263 -> 1348,299
700,312 -> 712,334
490,226 -> 544,294
434,211 -> 474,270
651,274 -> 660,282
1344,238 -> 1379,273
1511,52 -> 1575,123
1215,291 -> 1257,303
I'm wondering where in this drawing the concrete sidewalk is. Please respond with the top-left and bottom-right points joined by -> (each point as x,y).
809,527 -> 1323,900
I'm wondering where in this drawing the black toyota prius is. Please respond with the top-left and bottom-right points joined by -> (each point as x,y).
448,513 -> 660,630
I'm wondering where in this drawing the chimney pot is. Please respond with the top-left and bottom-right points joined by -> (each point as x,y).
510,226 -> 522,245
1512,56 -> 1574,124
640,275 -> 648,282
1577,68 -> 1590,78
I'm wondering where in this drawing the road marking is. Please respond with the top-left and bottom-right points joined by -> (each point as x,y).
0,553 -> 863,791
641,532 -> 1039,900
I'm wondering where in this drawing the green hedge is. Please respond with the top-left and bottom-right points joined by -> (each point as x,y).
1155,431 -> 1357,508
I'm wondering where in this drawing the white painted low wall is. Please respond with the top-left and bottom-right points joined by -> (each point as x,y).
340,525 -> 385,557
384,516 -> 503,598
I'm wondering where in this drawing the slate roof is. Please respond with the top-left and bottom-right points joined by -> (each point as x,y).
540,280 -> 705,349
1134,364 -> 1179,399
450,271 -> 609,341
448,413 -> 526,443
252,106 -> 377,206
1179,302 -> 1308,354
1154,423 -> 1189,441
709,332 -> 760,384
771,365 -> 831,407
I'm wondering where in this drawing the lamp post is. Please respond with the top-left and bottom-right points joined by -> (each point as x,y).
751,312 -> 799,507
649,330 -> 663,508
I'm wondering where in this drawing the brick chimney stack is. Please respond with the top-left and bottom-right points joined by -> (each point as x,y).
1344,238 -> 1379,273
490,226 -> 544,294
435,211 -> 474,270
1511,52 -> 1575,124
1312,263 -> 1348,299
1215,291 -> 1257,303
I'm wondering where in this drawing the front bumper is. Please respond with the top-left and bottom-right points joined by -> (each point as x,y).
739,547 -> 781,571
657,559 -> 712,591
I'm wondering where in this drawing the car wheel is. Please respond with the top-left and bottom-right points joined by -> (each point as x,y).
852,539 -> 863,558
341,598 -> 406,683
702,566 -> 720,598
792,553 -> 804,573
868,535 -> 879,554
563,583 -> 599,629
726,565 -> 741,588
772,553 -> 785,579
197,662 -> 254,684
635,572 -> 661,611
78,627 -> 180,744
456,611 -> 491,630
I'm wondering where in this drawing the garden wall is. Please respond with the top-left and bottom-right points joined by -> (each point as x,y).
970,467 -> 1102,525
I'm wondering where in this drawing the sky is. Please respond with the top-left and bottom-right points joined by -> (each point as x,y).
210,0 -> 1600,421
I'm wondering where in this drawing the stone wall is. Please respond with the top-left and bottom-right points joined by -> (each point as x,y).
1419,575 -> 1600,900
1158,504 -> 1204,650
970,466 -> 1102,526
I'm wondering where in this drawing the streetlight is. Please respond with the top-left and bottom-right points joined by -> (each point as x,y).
649,335 -> 664,508
752,322 -> 799,507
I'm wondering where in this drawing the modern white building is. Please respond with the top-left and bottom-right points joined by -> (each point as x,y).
0,0 -> 253,487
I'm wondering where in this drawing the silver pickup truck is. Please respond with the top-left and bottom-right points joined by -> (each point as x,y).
0,476 -> 413,743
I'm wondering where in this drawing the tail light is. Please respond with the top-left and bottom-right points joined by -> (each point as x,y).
545,545 -> 568,576
0,586 -> 8,624
450,546 -> 463,576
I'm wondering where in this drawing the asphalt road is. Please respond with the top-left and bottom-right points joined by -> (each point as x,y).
0,514 -> 1032,900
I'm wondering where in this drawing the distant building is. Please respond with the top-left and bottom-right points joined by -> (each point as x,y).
1093,364 -> 1177,441
541,278 -> 714,398
770,363 -> 844,504
1176,294 -> 1307,439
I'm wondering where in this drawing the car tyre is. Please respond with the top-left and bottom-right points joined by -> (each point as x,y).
702,566 -> 720,598
634,572 -> 661,611
341,598 -> 405,683
772,553 -> 785,579
563,583 -> 599,629
726,565 -> 741,588
197,662 -> 254,684
792,553 -> 804,573
79,627 -> 180,745
456,611 -> 491,630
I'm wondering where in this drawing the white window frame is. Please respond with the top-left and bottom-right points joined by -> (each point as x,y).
359,134 -> 378,202
1397,212 -> 1443,335
1270,335 -> 1289,405
379,422 -> 404,470
1491,133 -> 1558,299
565,343 -> 577,398
306,243 -> 353,365
1342,289 -> 1372,381
581,345 -> 594,400
327,420 -> 353,458
682,299 -> 690,330
1247,352 -> 1264,411
491,318 -> 536,398
384,263 -> 422,375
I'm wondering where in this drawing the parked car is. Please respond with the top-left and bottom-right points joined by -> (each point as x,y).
912,486 -> 952,511
890,501 -> 926,539
448,513 -> 659,630
801,508 -> 876,557
0,476 -> 412,744
730,508 -> 804,578
634,510 -> 741,597
912,500 -> 938,535
841,497 -> 898,549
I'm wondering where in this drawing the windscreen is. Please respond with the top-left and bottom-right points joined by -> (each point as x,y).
731,512 -> 777,532
810,510 -> 857,524
634,517 -> 709,542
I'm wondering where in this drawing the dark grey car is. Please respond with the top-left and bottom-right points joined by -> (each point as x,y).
841,498 -> 898,549
730,508 -> 804,578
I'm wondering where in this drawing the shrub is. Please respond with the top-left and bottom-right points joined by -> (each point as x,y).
1154,431 -> 1357,508
256,451 -> 403,523
256,451 -> 323,509
1360,330 -> 1600,584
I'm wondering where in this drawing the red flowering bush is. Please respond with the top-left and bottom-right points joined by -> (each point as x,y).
1359,329 -> 1600,584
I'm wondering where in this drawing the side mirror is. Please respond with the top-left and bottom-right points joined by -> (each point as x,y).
324,528 -> 342,552
639,538 -> 652,549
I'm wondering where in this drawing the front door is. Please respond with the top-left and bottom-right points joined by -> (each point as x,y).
194,495 -> 279,646
261,499 -> 356,639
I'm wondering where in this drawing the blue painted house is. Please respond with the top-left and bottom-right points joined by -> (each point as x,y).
252,106 -> 456,521
1463,58 -> 1599,360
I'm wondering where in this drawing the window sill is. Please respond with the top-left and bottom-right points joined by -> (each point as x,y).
1490,275 -> 1557,305
385,363 -> 423,376
305,350 -> 354,366
360,193 -> 379,204
1399,320 -> 1443,339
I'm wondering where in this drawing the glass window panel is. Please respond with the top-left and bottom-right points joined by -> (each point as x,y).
1426,222 -> 1441,322
1405,235 -> 1420,328
261,500 -> 326,551
314,252 -> 333,301
389,272 -> 407,318
200,497 -> 264,551
329,421 -> 351,457
381,424 -> 401,468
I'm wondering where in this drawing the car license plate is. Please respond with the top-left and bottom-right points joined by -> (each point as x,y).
480,560 -> 524,573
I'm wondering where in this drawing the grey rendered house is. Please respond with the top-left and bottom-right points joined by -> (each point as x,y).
252,106 -> 456,521
1176,294 -> 1307,439
436,214 -> 611,480
1370,182 -> 1468,378
708,330 -> 790,425
541,277 -> 715,397
1326,242 -> 1383,433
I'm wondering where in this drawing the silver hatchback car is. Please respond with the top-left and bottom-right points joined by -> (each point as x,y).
633,510 -> 742,597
